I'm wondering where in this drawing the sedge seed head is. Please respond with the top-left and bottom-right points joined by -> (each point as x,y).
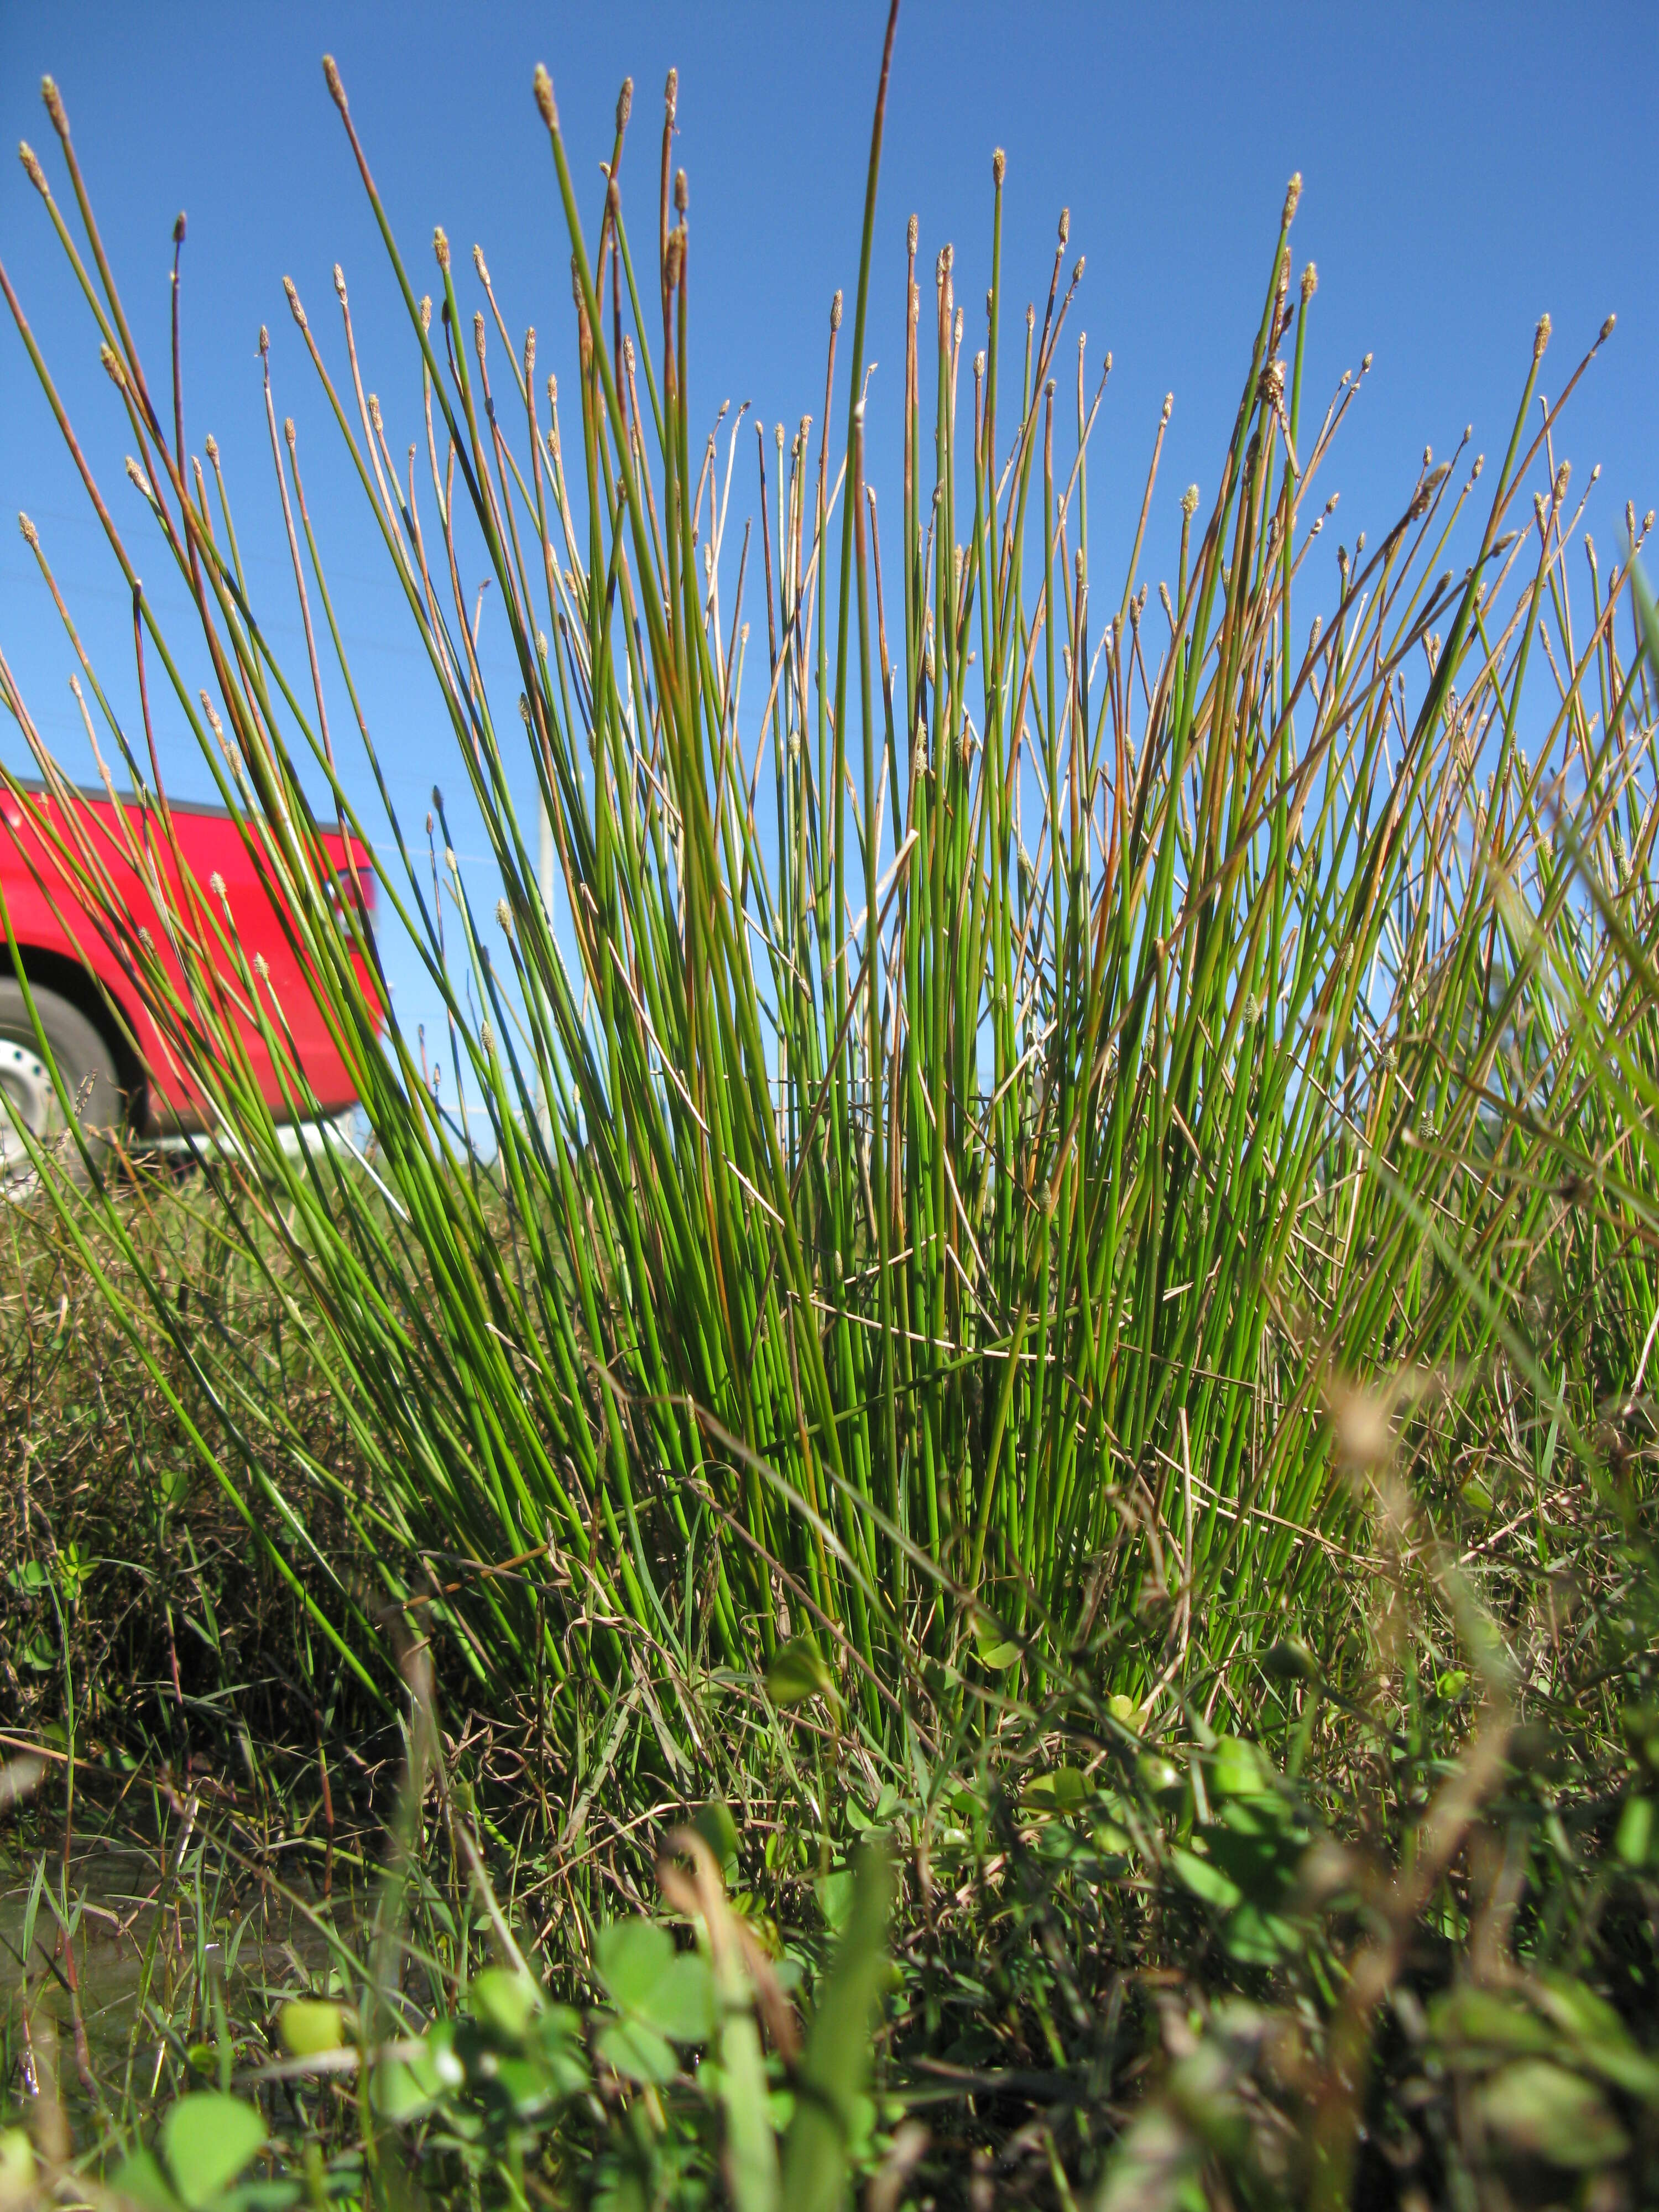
1283,171 -> 1303,225
495,898 -> 513,933
1301,260 -> 1318,301
831,288 -> 843,331
533,64 -> 557,128
1534,310 -> 1551,358
41,77 -> 68,140
473,243 -> 490,285
19,142 -> 47,193
992,147 -> 1006,185
284,416 -> 296,448
473,308 -> 486,357
1161,391 -> 1173,424
125,457 -> 153,500
1057,206 -> 1070,246
907,212 -> 919,257
1554,460 -> 1571,501
664,231 -> 683,289
1599,312 -> 1616,344
1361,351 -> 1373,373
1181,483 -> 1199,517
18,512 -> 38,546
210,871 -> 226,899
100,343 -> 126,388
420,295 -> 432,333
1072,254 -> 1084,283
674,166 -> 687,213
322,54 -> 347,114
479,1021 -> 494,1055
618,76 -> 633,129
1645,509 -> 1656,540
173,210 -> 186,246
434,226 -> 451,272
333,263 -> 349,304
664,66 -> 677,123
283,276 -> 307,329
254,952 -> 269,980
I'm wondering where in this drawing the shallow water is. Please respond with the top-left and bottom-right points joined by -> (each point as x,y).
1,1830 -> 358,2101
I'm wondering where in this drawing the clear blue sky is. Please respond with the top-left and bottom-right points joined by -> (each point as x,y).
2,1 -> 1654,1077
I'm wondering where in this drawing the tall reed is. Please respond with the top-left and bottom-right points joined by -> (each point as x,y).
1,23 -> 1644,1739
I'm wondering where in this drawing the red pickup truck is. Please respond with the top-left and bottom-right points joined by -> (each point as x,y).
0,777 -> 375,1183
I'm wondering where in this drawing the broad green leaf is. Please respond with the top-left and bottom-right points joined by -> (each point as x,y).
693,1798 -> 740,1875
469,1966 -> 539,2043
638,1952 -> 714,2044
1615,1795 -> 1654,1867
0,2129 -> 35,2203
1170,1846 -> 1243,1913
537,2006 -> 592,2096
111,2150 -> 180,2212
1205,1736 -> 1275,1798
1261,1639 -> 1319,1683
816,1869 -> 857,1934
1137,1752 -> 1185,1802
1475,2060 -> 1627,2168
1022,1767 -> 1088,1813
765,1637 -> 835,1707
594,1919 -> 674,2011
278,2000 -> 343,2058
596,2016 -> 677,2085
161,2093 -> 267,2210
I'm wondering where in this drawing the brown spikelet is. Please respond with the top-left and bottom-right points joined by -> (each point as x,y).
1301,261 -> 1318,301
283,275 -> 308,330
19,142 -> 47,194
674,167 -> 688,214
173,211 -> 186,246
41,77 -> 69,141
322,55 -> 347,114
19,513 -> 39,547
1599,312 -> 1616,344
1283,171 -> 1303,226
618,77 -> 633,130
434,226 -> 451,272
1534,311 -> 1551,359
992,148 -> 1006,186
831,289 -> 843,332
533,63 -> 556,129
665,67 -> 677,123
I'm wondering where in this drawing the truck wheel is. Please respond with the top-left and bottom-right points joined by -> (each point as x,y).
0,980 -> 123,1191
